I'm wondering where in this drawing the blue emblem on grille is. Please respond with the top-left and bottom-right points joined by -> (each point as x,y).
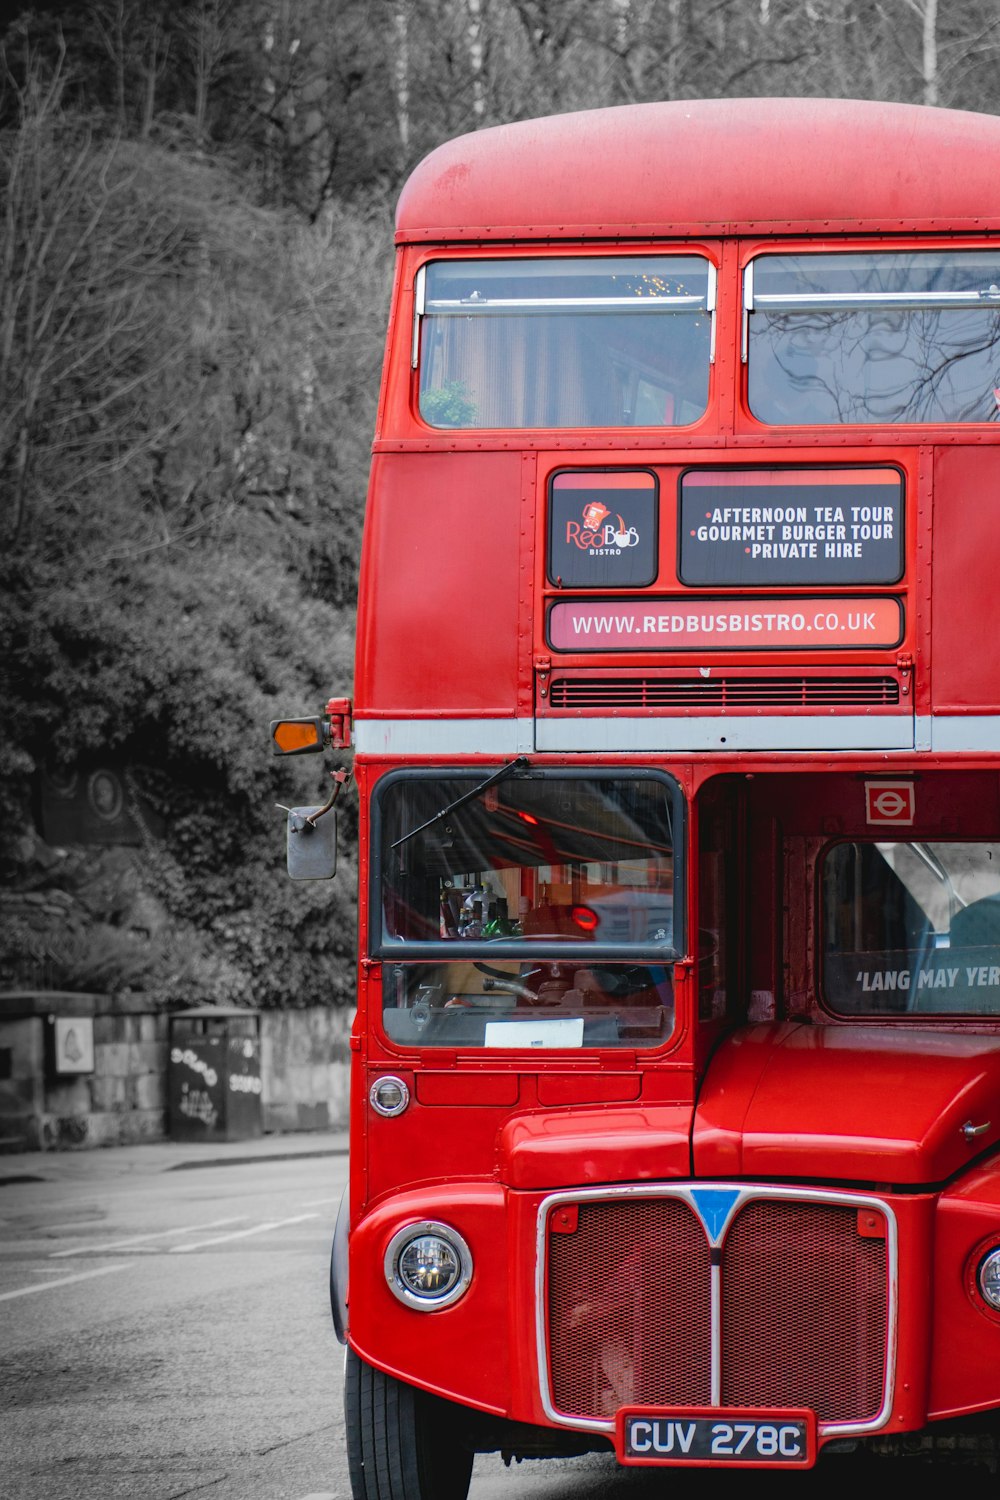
689,1188 -> 741,1244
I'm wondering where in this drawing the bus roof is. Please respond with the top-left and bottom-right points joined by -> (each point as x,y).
395,97 -> 1000,243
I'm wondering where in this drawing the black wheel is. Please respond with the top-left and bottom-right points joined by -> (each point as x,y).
345,1346 -> 474,1500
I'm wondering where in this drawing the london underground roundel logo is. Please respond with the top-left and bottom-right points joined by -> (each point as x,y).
865,781 -> 914,825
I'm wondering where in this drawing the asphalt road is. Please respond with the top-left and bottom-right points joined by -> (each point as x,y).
0,1143 -> 977,1499
1,1146 -> 350,1500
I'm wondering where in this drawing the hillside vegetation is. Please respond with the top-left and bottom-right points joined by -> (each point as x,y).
2,0 -> 998,1006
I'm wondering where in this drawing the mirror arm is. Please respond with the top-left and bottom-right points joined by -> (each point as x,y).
277,767 -> 352,832
305,767 -> 352,826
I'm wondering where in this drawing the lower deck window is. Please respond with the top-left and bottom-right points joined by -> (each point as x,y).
824,840 -> 1000,1015
383,961 -> 673,1049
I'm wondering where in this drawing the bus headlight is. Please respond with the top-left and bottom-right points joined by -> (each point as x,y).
384,1221 -> 473,1310
977,1247 -> 1000,1310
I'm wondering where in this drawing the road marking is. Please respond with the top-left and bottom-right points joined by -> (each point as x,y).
170,1212 -> 319,1252
39,1219 -> 106,1231
50,1216 -> 247,1258
0,1264 -> 127,1302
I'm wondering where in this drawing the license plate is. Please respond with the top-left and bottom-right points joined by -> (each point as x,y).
617,1407 -> 815,1467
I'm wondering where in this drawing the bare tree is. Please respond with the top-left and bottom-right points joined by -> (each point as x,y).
392,0 -> 411,152
0,40 -> 185,545
178,0 -> 242,144
137,7 -> 170,138
901,0 -> 939,103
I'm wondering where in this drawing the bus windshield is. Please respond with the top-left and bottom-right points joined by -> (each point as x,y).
824,840 -> 1000,1015
747,251 -> 1000,425
374,770 -> 679,1050
417,256 -> 713,429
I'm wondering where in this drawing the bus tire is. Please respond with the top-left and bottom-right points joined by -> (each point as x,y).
345,1346 -> 474,1500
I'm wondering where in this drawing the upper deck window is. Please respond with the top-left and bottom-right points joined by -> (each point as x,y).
416,256 -> 713,430
746,251 -> 1000,425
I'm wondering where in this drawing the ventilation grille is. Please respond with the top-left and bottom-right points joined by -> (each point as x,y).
546,1194 -> 888,1427
546,675 -> 901,710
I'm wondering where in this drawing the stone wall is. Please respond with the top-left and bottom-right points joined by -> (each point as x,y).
260,1007 -> 353,1134
0,1006 -> 45,1151
0,993 -> 167,1151
0,992 -> 353,1151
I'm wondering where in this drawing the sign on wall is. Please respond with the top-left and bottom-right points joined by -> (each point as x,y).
39,765 -> 164,846
53,1016 -> 95,1075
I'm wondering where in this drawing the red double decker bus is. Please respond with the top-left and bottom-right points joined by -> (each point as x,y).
275,98 -> 1000,1491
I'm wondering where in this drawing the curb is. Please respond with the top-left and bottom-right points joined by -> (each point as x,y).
0,1131 -> 350,1185
167,1145 -> 349,1171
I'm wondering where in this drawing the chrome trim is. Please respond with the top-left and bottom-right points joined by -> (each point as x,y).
425,296 -> 706,313
534,1182 -> 898,1441
709,1259 -> 722,1405
754,290 -> 1000,310
741,261 -> 753,363
369,1075 -> 410,1117
411,265 -> 426,368
707,262 -> 718,365
977,1247 -> 1000,1310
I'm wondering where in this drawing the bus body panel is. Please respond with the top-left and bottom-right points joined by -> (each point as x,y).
345,1182 -> 514,1416
932,1166 -> 1000,1418
354,450 -> 525,720
395,99 -> 1000,243
344,1173 -> 1000,1437
496,1102 -> 693,1191
691,1023 -> 1000,1183
931,445 -> 1000,711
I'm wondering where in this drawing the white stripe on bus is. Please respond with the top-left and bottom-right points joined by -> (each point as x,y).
352,713 -> 1000,756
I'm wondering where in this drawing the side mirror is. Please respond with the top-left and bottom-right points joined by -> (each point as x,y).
286,807 -> 338,880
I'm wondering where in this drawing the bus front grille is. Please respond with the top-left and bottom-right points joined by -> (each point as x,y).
545,1192 -> 889,1428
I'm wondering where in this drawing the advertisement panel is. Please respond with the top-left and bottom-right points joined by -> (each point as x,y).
679,467 -> 904,586
548,596 -> 903,652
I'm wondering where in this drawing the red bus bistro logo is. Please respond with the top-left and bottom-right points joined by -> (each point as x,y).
548,471 -> 658,589
865,781 -> 915,826
567,499 -> 640,555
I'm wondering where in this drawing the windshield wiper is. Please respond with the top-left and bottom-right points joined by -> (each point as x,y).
390,756 -> 530,851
